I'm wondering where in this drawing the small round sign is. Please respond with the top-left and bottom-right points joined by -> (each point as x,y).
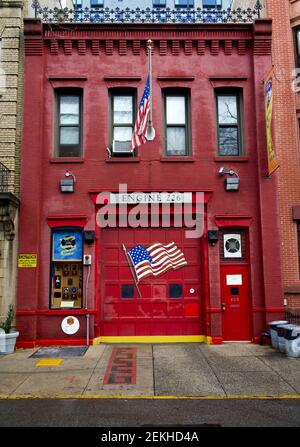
190,288 -> 195,294
61,316 -> 80,335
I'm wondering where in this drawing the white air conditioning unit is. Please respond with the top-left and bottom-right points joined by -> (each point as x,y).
112,140 -> 132,154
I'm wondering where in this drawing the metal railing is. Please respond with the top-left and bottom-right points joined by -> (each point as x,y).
285,309 -> 300,326
31,1 -> 262,24
0,163 -> 10,193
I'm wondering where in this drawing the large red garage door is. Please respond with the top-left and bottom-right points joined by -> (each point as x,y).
100,228 -> 203,337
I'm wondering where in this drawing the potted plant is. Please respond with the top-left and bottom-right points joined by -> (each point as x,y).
0,304 -> 19,354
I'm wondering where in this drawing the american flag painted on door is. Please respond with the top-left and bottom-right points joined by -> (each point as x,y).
127,242 -> 187,282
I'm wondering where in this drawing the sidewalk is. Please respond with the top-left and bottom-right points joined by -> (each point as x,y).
0,343 -> 300,398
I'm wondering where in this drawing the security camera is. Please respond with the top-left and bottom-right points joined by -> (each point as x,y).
218,167 -> 226,175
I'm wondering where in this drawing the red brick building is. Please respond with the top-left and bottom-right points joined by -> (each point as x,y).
264,0 -> 300,312
16,14 -> 284,347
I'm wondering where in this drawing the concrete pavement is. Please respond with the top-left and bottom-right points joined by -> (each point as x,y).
0,343 -> 300,398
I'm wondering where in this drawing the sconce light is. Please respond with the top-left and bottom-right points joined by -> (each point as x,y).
218,167 -> 240,192
84,230 -> 95,245
60,170 -> 76,193
207,230 -> 219,246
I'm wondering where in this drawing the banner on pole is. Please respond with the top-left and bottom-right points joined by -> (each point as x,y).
264,68 -> 279,176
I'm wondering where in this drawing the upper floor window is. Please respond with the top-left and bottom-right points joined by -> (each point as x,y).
202,0 -> 222,9
73,0 -> 82,7
90,0 -> 104,7
175,0 -> 194,7
164,90 -> 190,157
216,90 -> 243,156
110,89 -> 136,157
56,90 -> 82,158
153,0 -> 166,6
294,28 -> 300,68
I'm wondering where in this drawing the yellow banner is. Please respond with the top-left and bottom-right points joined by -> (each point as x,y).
264,68 -> 279,176
18,254 -> 37,268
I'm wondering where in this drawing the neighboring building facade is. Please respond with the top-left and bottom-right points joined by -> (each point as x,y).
16,8 -> 284,347
73,1 -> 232,9
263,0 -> 300,312
0,0 -> 25,322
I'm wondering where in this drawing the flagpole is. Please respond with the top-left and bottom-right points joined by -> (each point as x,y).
146,39 -> 155,141
122,244 -> 142,299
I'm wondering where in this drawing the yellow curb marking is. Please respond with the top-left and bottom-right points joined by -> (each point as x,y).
35,359 -> 64,367
1,395 -> 300,400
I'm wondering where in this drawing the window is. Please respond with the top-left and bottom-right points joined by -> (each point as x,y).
153,0 -> 166,6
202,0 -> 222,9
220,231 -> 246,262
169,284 -> 183,298
90,0 -> 104,6
110,89 -> 136,156
294,28 -> 300,68
216,91 -> 243,156
50,229 -> 83,309
56,90 -> 82,157
73,0 -> 82,7
175,0 -> 194,7
121,285 -> 135,299
164,90 -> 190,156
297,223 -> 300,275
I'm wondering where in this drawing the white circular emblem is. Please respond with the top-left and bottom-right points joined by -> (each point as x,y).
190,288 -> 195,294
61,316 -> 80,335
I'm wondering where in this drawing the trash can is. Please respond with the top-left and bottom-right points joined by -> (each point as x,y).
277,324 -> 294,353
268,320 -> 288,349
285,325 -> 300,358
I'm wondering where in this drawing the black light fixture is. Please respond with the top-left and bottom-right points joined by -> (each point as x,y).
218,167 -> 240,191
207,230 -> 219,246
60,170 -> 76,193
84,230 -> 95,244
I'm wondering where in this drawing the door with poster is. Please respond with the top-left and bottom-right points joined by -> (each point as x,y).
220,231 -> 252,341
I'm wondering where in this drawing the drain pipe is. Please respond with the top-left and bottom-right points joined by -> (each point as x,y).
85,264 -> 91,346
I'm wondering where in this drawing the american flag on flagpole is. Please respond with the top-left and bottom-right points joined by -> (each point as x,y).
130,75 -> 151,151
128,242 -> 187,283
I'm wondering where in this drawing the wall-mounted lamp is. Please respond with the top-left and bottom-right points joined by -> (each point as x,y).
60,170 -> 76,193
218,167 -> 240,192
207,230 -> 219,246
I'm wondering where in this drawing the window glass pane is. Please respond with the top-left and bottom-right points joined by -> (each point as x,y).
218,95 -> 238,124
169,284 -> 183,298
121,285 -> 134,299
91,0 -> 104,6
297,30 -> 300,54
167,127 -> 186,155
166,96 -> 186,124
60,127 -> 80,145
60,96 -> 79,125
218,127 -> 239,155
114,126 -> 132,141
113,96 -> 133,124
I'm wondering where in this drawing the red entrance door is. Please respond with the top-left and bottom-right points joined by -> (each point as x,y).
220,265 -> 251,341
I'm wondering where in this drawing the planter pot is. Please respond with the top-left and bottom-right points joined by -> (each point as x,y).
0,331 -> 19,354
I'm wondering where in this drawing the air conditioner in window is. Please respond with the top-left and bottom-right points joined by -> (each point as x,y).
112,140 -> 132,154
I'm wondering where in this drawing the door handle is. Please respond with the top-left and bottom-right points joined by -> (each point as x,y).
221,303 -> 226,312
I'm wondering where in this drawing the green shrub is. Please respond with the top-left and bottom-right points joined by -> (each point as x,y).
0,304 -> 15,334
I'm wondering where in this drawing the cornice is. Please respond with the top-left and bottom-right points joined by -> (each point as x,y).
24,18 -> 272,57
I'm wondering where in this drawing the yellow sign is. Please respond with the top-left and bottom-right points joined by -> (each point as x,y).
264,68 -> 279,176
18,254 -> 37,268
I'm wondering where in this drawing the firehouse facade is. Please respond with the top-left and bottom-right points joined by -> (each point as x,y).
16,16 -> 284,347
